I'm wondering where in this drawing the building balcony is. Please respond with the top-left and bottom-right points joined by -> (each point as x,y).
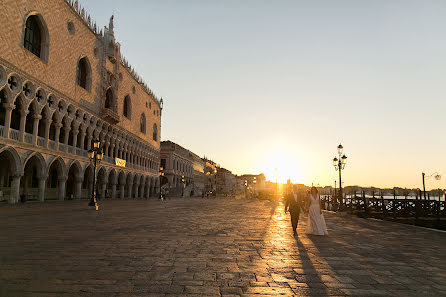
102,107 -> 120,124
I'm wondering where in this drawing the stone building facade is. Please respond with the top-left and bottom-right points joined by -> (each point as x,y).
160,141 -> 195,189
0,0 -> 162,203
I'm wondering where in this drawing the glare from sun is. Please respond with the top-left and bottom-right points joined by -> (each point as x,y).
259,149 -> 305,184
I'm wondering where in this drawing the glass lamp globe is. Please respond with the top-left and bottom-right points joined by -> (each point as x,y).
88,149 -> 94,159
337,144 -> 343,154
333,157 -> 338,167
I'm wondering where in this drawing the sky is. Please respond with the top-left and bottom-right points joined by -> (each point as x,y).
80,0 -> 446,189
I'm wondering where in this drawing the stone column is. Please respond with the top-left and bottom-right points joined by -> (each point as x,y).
86,132 -> 92,151
139,182 -> 145,199
38,176 -> 46,202
18,109 -> 29,142
44,119 -> 51,148
78,129 -> 86,150
134,181 -> 139,199
119,183 -> 125,199
74,177 -> 82,199
32,114 -> 41,145
72,129 -> 79,149
111,182 -> 116,199
100,182 -> 106,199
146,180 -> 152,198
104,142 -> 109,156
3,103 -> 14,137
63,125 -> 70,151
128,181 -> 133,199
10,175 -> 21,204
54,122 -> 62,147
58,176 -> 67,201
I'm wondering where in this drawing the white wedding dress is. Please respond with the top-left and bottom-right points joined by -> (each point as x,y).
305,194 -> 328,235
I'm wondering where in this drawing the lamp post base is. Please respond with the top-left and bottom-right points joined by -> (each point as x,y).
88,199 -> 95,206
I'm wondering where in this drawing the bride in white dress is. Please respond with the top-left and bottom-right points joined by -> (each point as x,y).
305,187 -> 328,236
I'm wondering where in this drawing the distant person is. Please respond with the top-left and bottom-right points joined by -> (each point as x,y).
305,187 -> 328,236
284,185 -> 302,236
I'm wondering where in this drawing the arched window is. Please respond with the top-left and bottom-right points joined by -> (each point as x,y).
24,16 -> 41,58
140,113 -> 146,134
105,88 -> 113,109
23,13 -> 48,62
77,57 -> 90,90
123,95 -> 131,119
153,123 -> 158,141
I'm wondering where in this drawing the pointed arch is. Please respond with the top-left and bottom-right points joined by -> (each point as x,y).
23,151 -> 46,179
123,95 -> 131,119
140,113 -> 146,134
153,123 -> 158,141
77,56 -> 91,91
22,11 -> 49,62
0,146 -> 22,176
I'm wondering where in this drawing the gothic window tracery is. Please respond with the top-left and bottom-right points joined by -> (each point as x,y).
77,57 -> 90,90
153,123 -> 157,141
140,113 -> 146,134
123,95 -> 131,119
24,16 -> 41,58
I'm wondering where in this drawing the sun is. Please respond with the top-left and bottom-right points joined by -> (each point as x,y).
259,148 -> 305,184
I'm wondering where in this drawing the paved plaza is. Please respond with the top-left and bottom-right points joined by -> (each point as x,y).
0,197 -> 445,297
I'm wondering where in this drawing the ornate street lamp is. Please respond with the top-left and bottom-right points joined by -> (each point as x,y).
159,166 -> 164,200
333,144 -> 347,210
422,172 -> 441,200
88,139 -> 103,210
181,175 -> 185,197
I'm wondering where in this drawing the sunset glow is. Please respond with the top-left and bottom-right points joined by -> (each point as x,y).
259,148 -> 306,184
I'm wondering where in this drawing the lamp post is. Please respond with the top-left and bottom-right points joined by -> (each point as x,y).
159,166 -> 164,200
333,144 -> 347,210
88,139 -> 103,210
214,169 -> 217,197
253,176 -> 257,197
422,172 -> 441,200
181,175 -> 185,197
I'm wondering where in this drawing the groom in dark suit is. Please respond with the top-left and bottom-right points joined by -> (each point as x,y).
285,185 -> 302,236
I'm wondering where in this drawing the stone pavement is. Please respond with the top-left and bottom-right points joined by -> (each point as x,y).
0,197 -> 445,297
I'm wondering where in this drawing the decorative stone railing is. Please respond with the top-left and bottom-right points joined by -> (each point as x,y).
9,129 -> 19,141
0,125 -> 155,174
24,133 -> 33,145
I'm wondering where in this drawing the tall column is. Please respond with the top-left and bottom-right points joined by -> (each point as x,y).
74,177 -> 82,199
104,142 -> 109,156
44,119 -> 51,148
54,122 -> 62,147
86,132 -> 92,151
32,114 -> 41,145
72,129 -> 79,149
63,125 -> 70,151
146,180 -> 151,198
58,176 -> 67,201
119,183 -> 125,199
128,180 -> 133,199
3,103 -> 14,137
111,182 -> 116,199
134,182 -> 139,199
10,175 -> 21,204
18,110 -> 29,142
79,129 -> 86,150
139,182 -> 145,199
38,176 -> 46,201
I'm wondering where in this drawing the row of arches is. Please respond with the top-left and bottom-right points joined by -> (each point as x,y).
0,82 -> 159,173
0,146 -> 159,204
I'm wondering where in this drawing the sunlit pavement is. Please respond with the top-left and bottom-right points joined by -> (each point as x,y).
0,197 -> 445,297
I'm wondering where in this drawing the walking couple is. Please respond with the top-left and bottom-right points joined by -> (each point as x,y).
284,185 -> 328,236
